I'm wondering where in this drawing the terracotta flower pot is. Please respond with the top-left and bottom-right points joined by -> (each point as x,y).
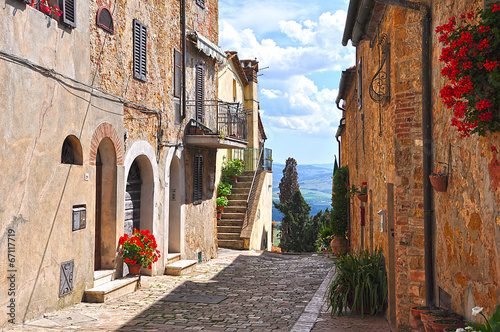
127,264 -> 141,275
330,236 -> 348,255
431,319 -> 465,332
217,212 -> 222,219
429,174 -> 448,192
357,194 -> 368,202
410,307 -> 446,332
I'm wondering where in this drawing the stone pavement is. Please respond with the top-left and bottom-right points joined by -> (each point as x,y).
4,249 -> 391,331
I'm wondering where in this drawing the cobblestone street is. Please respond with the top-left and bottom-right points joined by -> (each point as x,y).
4,250 -> 391,331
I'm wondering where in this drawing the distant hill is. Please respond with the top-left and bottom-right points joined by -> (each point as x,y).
272,162 -> 333,222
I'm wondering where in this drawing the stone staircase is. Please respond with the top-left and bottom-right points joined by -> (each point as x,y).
217,171 -> 253,249
84,270 -> 139,303
165,253 -> 197,276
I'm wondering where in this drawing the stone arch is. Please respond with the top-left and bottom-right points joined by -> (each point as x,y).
90,122 -> 123,166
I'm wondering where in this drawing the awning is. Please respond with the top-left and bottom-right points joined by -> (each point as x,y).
188,30 -> 227,64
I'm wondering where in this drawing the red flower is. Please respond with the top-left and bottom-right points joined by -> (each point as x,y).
492,4 -> 500,12
491,146 -> 498,152
130,260 -> 137,265
125,258 -> 130,263
361,182 -> 367,186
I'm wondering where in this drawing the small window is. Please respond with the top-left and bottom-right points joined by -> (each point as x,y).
233,79 -> 237,101
61,135 -> 83,165
174,49 -> 181,98
195,64 -> 205,123
133,19 -> 147,82
96,6 -> 114,34
358,57 -> 362,109
60,0 -> 76,28
196,0 -> 205,9
193,155 -> 203,204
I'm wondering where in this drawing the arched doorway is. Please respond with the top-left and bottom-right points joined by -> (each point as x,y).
124,155 -> 154,235
169,156 -> 182,253
95,138 -> 117,270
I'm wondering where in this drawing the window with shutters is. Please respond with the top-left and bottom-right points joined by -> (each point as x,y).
61,0 -> 76,28
195,64 -> 205,123
196,0 -> 205,9
174,50 -> 181,98
133,19 -> 147,82
193,155 -> 203,204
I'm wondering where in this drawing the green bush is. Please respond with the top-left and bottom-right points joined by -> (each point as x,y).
316,226 -> 334,252
327,248 -> 388,318
217,182 -> 232,196
222,159 -> 244,183
331,166 -> 349,237
216,196 -> 228,207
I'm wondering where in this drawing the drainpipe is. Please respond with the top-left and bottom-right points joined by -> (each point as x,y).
181,0 -> 186,120
372,0 -> 434,306
336,100 -> 346,166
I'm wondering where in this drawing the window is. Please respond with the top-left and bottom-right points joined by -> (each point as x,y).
193,155 -> 203,204
133,19 -> 147,82
96,6 -> 114,34
358,57 -> 362,109
195,64 -> 205,123
174,50 -> 181,98
61,0 -> 76,28
61,135 -> 83,165
196,0 -> 205,9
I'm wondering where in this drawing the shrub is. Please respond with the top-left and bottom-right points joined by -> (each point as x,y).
217,182 -> 232,196
331,166 -> 349,237
216,196 -> 228,207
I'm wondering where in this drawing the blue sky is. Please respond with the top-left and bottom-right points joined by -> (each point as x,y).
219,0 -> 355,165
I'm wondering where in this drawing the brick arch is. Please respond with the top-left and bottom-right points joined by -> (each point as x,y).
89,122 -> 123,166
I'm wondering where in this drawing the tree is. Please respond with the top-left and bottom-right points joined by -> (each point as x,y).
278,157 -> 299,204
331,166 -> 349,237
275,190 -> 311,252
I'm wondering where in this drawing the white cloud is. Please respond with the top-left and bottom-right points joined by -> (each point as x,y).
279,20 -> 316,45
261,89 -> 283,99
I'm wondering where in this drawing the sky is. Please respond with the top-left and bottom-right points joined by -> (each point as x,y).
218,0 -> 355,165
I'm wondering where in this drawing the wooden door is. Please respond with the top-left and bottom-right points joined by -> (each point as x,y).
95,164 -> 102,270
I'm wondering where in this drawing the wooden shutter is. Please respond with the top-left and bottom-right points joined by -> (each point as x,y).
133,19 -> 147,82
195,65 -> 205,123
174,50 -> 181,98
196,0 -> 205,9
60,0 -> 76,28
193,155 -> 203,203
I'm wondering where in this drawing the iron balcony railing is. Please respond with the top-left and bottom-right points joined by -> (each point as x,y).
185,100 -> 248,141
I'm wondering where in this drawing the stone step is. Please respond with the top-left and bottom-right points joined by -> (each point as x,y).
236,175 -> 253,182
167,253 -> 181,264
228,193 -> 248,200
217,219 -> 243,227
227,199 -> 247,207
221,212 -> 246,220
218,239 -> 245,250
217,232 -> 242,240
84,276 -> 139,303
165,260 -> 197,276
93,270 -> 115,288
233,181 -> 252,189
217,225 -> 242,233
224,205 -> 247,213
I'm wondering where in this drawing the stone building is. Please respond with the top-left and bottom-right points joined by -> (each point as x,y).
337,0 -> 499,329
216,51 -> 273,251
0,0 -> 241,327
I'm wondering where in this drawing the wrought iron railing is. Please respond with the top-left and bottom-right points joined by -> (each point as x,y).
185,100 -> 248,141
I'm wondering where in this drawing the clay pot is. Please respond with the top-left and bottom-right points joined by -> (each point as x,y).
410,307 -> 446,332
429,174 -> 448,192
357,194 -> 368,202
431,319 -> 465,332
127,264 -> 141,275
330,236 -> 348,255
421,310 -> 451,332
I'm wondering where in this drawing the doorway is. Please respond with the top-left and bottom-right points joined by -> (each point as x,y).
169,156 -> 181,253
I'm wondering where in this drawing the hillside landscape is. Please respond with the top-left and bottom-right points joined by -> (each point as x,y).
272,163 -> 333,222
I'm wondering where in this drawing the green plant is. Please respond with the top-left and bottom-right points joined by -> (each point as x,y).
218,130 -> 225,140
216,196 -> 228,207
222,159 -> 244,183
217,182 -> 232,196
326,248 -> 388,318
119,229 -> 161,269
346,182 -> 368,198
331,166 -> 349,237
465,304 -> 500,332
316,226 -> 334,252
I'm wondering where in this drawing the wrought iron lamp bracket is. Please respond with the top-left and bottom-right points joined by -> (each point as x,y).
369,33 -> 391,103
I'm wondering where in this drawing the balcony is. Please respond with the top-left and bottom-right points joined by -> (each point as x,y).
185,100 -> 248,149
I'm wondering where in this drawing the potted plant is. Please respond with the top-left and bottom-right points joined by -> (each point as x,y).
466,304 -> 500,332
30,0 -> 62,17
216,196 -> 228,213
119,229 -> 161,274
217,182 -> 232,197
316,226 -> 334,253
421,310 -> 456,331
326,248 -> 388,318
222,158 -> 244,183
410,306 -> 447,331
346,182 -> 368,202
431,319 -> 465,332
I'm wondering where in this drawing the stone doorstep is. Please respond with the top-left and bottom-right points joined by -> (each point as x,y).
165,259 -> 197,276
84,276 -> 140,303
167,253 -> 181,264
93,269 -> 115,288
218,239 -> 245,249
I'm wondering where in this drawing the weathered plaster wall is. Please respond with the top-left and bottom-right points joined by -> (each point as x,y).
0,1 -> 124,327
248,172 -> 273,251
431,0 -> 500,321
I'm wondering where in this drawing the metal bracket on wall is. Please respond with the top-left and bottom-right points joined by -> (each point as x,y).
369,33 -> 391,102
